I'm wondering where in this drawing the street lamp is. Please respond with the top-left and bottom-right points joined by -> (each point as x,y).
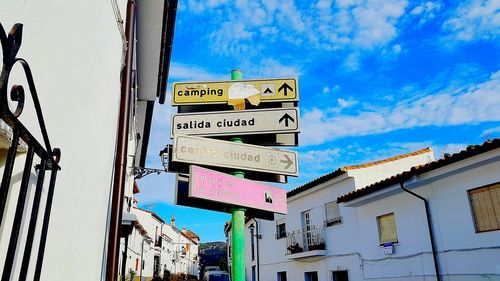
132,146 -> 170,179
160,145 -> 170,171
248,224 -> 261,239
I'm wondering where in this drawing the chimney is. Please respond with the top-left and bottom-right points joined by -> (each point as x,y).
170,215 -> 176,226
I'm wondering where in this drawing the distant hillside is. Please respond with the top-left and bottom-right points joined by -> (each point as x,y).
199,241 -> 228,276
200,241 -> 227,252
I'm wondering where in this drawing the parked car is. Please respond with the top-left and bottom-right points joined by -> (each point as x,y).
202,266 -> 220,278
203,271 -> 231,281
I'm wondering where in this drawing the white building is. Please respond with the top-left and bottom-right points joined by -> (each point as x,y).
0,0 -> 177,280
228,140 -> 500,281
337,139 -> 500,281
227,147 -> 435,281
120,206 -> 200,280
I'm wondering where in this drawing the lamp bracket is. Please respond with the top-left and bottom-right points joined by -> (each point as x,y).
134,167 -> 166,179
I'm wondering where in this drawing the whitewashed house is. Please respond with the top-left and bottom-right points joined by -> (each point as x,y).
124,206 -> 200,280
226,147 -> 435,281
336,139 -> 500,281
229,140 -> 500,281
0,0 -> 177,280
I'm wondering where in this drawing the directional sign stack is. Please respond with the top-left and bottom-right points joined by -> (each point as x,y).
167,77 -> 300,220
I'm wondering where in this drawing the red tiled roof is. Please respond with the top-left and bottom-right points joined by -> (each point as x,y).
342,147 -> 432,170
185,230 -> 200,240
287,147 -> 433,198
133,206 -> 166,224
133,181 -> 140,194
337,139 -> 500,203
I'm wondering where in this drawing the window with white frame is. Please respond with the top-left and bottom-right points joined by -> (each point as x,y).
324,201 -> 342,227
469,182 -> 500,232
377,213 -> 398,245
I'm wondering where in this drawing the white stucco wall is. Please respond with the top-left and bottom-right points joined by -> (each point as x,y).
346,148 -> 500,280
229,148 -> 499,281
1,0 -> 126,280
347,150 -> 434,189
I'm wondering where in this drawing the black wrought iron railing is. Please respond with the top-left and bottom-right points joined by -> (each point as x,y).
0,23 -> 61,281
285,226 -> 326,255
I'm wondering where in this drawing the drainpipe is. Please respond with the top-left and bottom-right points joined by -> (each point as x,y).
251,218 -> 260,281
106,0 -> 135,280
399,182 -> 440,281
139,238 -> 145,281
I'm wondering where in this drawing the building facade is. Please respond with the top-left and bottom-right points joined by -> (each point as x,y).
228,140 -> 500,281
227,148 -> 435,281
337,140 -> 500,281
0,0 -> 177,280
119,206 -> 200,281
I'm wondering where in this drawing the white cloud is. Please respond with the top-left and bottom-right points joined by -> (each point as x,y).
434,143 -> 468,158
192,0 -> 409,61
410,1 -> 443,25
337,98 -> 358,109
443,0 -> 500,42
481,126 -> 500,137
343,53 -> 361,71
350,0 -> 408,48
392,44 -> 402,54
183,0 -> 229,13
322,84 -> 340,94
299,148 -> 341,171
300,70 -> 500,146
301,148 -> 341,163
246,58 -> 301,78
209,21 -> 258,57
169,63 -> 227,82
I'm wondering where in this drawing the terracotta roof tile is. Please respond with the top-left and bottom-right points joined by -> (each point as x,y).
133,181 -> 140,194
288,147 -> 432,198
341,147 -> 432,170
337,139 -> 500,203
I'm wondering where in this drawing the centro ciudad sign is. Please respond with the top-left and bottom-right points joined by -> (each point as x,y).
172,135 -> 298,176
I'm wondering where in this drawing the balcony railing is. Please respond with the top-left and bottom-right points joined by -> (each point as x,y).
285,225 -> 325,255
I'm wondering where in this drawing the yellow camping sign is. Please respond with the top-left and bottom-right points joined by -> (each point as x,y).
172,77 -> 298,106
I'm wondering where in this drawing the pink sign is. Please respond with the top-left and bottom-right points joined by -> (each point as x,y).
189,166 -> 287,214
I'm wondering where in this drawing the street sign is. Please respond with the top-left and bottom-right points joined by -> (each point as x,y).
189,166 -> 287,214
175,175 -> 275,220
172,77 -> 298,105
172,135 -> 298,176
162,145 -> 288,183
171,108 -> 300,138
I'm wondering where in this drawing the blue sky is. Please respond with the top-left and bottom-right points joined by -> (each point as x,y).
137,0 -> 500,242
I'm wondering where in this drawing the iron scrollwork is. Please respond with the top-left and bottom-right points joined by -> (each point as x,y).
0,22 -> 61,281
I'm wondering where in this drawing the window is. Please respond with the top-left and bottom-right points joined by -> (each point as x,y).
377,213 -> 398,245
469,182 -> 500,232
332,270 -> 348,281
302,211 -> 312,247
277,271 -> 287,281
252,266 -> 256,281
304,271 -> 318,281
276,220 -> 286,239
325,201 -> 342,227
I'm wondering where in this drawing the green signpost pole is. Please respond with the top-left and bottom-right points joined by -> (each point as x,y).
230,69 -> 246,281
